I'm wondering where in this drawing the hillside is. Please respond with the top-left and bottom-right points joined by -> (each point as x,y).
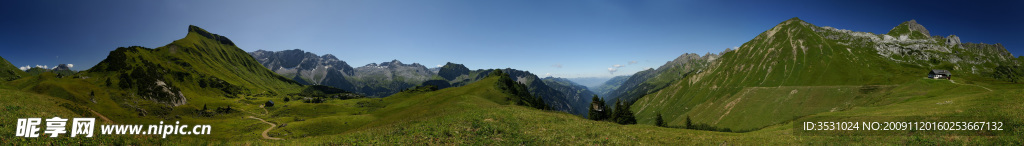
427,65 -> 598,116
0,56 -> 27,81
251,51 -> 598,116
541,77 -> 596,116
629,18 -> 1022,131
4,19 -> 1022,145
1,25 -> 325,130
5,67 -> 1022,145
85,25 -> 303,103
603,52 -> 720,106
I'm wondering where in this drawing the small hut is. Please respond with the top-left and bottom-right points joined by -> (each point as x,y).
928,69 -> 951,80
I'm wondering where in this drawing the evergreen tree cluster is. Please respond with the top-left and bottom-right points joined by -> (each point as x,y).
587,95 -> 637,125
610,99 -> 637,125
588,95 -> 609,120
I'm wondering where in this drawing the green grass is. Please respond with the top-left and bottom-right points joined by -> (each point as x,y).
3,65 -> 1022,145
3,21 -> 1022,145
630,17 -> 1022,134
0,56 -> 27,81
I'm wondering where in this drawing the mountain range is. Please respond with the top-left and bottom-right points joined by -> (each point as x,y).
249,49 -> 597,116
2,18 -> 1022,144
251,49 -> 433,97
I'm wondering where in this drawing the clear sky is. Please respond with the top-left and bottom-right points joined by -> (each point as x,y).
2,0 -> 1021,78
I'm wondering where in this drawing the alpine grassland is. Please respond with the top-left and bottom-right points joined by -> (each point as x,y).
3,19 -> 1022,145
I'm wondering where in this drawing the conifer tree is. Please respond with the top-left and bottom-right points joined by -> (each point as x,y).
655,113 -> 666,127
588,95 -> 609,120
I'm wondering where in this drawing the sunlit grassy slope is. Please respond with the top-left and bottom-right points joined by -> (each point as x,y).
3,66 -> 1021,145
0,56 -> 27,81
3,21 -> 1022,145
629,17 -> 1023,133
272,72 -> 1023,145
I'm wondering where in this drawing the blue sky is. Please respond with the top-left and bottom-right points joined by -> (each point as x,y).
1,0 -> 1021,78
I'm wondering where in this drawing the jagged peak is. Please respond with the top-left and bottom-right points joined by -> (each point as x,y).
321,54 -> 338,60
384,59 -> 403,65
187,25 -> 236,46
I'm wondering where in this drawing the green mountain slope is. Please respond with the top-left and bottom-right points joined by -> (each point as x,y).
256,70 -> 546,139
6,72 -> 1020,144
4,21 -> 1022,145
425,64 -> 595,116
629,17 -> 1021,131
0,56 -> 27,81
603,52 -> 719,107
274,68 -> 1024,145
85,25 -> 303,102
4,25 -> 313,123
541,77 -> 596,116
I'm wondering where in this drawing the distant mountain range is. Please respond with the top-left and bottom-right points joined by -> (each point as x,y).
564,77 -> 612,89
249,49 -> 597,116
251,49 -> 433,97
590,75 -> 628,97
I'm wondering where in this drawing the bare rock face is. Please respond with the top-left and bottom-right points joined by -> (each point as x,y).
152,80 -> 187,106
251,49 -> 437,97
249,49 -> 356,85
813,19 -> 1018,74
905,20 -> 931,37
946,35 -> 961,46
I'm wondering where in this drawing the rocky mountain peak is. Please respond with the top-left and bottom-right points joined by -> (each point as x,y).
904,20 -> 930,36
322,54 -> 338,60
438,62 -> 470,80
53,64 -> 72,71
377,59 -> 420,67
888,20 -> 931,38
187,25 -> 235,46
